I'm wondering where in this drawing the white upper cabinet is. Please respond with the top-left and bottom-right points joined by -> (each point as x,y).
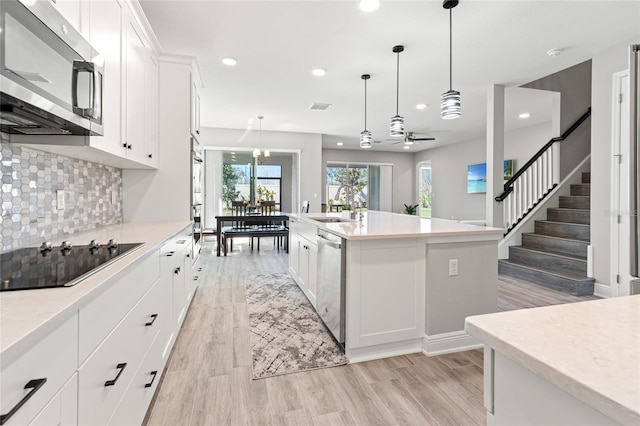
124,11 -> 147,164
190,70 -> 202,141
87,0 -> 123,158
144,52 -> 159,167
49,0 -> 89,39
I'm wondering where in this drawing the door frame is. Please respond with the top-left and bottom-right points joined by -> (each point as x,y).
610,70 -> 631,297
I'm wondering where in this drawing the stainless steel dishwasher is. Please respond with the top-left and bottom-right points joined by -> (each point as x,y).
316,229 -> 346,347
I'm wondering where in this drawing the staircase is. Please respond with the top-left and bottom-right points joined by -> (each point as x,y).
499,172 -> 594,296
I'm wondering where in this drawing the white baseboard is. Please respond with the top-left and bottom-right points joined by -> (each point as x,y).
594,282 -> 612,298
346,339 -> 423,363
422,330 -> 483,356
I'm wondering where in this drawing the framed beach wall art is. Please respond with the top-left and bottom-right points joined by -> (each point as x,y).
467,160 -> 515,194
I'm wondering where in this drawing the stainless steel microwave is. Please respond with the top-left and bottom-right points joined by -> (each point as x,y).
0,0 -> 104,136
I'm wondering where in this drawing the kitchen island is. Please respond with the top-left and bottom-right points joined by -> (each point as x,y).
288,211 -> 504,362
465,295 -> 640,425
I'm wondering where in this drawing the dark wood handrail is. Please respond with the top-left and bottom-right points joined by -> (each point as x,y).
495,107 -> 591,202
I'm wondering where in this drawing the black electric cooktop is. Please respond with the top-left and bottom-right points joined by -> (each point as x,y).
1,242 -> 144,291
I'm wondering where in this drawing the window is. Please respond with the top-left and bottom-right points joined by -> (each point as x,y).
326,162 -> 392,211
256,165 -> 282,211
419,162 -> 432,218
222,152 -> 282,212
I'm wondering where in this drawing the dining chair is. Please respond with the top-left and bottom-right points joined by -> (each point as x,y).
301,200 -> 310,213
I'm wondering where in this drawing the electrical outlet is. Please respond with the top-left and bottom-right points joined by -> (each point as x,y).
57,190 -> 65,210
448,259 -> 458,276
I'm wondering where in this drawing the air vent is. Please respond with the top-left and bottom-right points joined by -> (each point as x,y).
309,103 -> 332,110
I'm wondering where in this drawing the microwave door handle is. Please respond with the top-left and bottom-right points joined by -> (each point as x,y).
72,61 -> 96,118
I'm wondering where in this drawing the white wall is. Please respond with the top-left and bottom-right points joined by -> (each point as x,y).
322,149 -> 414,214
414,122 -> 552,220
591,39 -> 637,290
199,127 -> 322,213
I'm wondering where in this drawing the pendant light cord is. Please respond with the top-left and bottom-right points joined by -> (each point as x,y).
449,7 -> 453,91
364,78 -> 368,130
396,51 -> 400,115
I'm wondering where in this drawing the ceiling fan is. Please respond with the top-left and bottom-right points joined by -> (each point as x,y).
389,131 -> 435,145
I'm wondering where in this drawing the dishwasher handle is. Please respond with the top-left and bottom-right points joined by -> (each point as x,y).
317,234 -> 342,249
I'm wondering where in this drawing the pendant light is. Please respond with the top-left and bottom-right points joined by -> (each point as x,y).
441,0 -> 461,119
390,45 -> 405,137
360,74 -> 372,149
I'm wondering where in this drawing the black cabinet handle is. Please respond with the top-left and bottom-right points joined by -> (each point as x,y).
186,253 -> 190,258
104,363 -> 127,387
145,314 -> 158,327
0,378 -> 47,425
122,143 -> 127,148
193,276 -> 198,281
165,251 -> 175,257
144,371 -> 158,388
174,267 -> 181,275
127,144 -> 132,150
148,154 -> 152,158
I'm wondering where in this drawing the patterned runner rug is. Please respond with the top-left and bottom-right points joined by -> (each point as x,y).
245,273 -> 348,379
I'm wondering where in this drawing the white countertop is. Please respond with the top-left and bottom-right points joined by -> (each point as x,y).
0,220 -> 191,366
465,295 -> 640,425
291,211 -> 504,240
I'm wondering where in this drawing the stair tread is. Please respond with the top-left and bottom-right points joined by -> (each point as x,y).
499,259 -> 594,281
522,232 -> 589,244
536,219 -> 590,227
548,207 -> 590,212
512,246 -> 586,262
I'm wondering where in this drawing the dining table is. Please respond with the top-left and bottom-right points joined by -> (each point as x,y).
214,213 -> 289,256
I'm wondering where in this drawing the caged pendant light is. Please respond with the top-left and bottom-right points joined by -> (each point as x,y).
390,45 -> 405,137
360,74 -> 372,149
441,0 -> 461,119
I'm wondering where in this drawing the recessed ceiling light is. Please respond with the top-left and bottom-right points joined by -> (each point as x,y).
519,112 -> 531,119
403,145 -> 410,150
312,68 -> 326,77
359,0 -> 380,12
337,142 -> 343,146
546,48 -> 563,57
416,103 -> 428,110
222,57 -> 237,66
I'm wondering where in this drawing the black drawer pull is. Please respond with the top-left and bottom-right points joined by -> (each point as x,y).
0,378 -> 47,425
174,267 -> 181,275
165,251 -> 175,257
144,371 -> 158,388
145,314 -> 158,327
104,363 -> 127,387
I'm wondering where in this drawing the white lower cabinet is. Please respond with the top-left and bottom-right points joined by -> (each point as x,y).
108,331 -> 165,426
3,227 -> 198,426
0,315 -> 78,426
78,278 -> 163,425
288,218 -> 318,307
30,374 -> 78,426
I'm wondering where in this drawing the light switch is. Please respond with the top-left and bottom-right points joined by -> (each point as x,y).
57,190 -> 65,210
449,259 -> 458,276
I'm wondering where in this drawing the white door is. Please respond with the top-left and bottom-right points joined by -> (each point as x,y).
612,71 -> 632,296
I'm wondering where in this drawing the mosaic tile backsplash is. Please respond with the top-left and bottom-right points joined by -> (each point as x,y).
1,142 -> 122,252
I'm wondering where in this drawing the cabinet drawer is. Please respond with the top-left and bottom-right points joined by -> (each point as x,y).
79,251 -> 160,362
108,331 -> 165,426
29,374 -> 78,426
298,220 -> 317,244
78,279 -> 163,425
0,315 -> 77,426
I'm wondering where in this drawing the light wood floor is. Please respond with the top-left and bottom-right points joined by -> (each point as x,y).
145,239 -> 598,426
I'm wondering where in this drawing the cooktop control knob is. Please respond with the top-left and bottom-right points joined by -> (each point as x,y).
60,241 -> 72,252
89,239 -> 100,250
107,239 -> 118,249
39,241 -> 52,254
